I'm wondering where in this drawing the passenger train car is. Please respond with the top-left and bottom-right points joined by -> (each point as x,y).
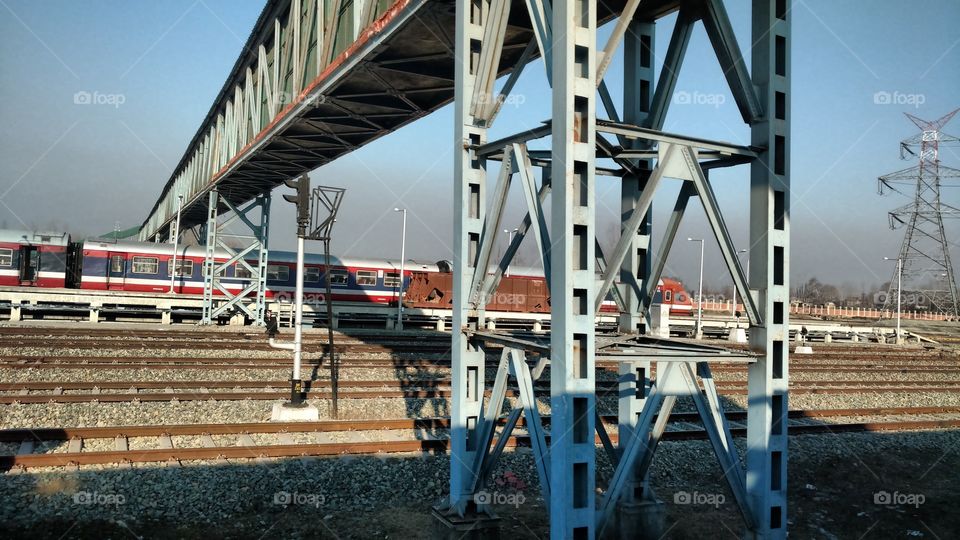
0,230 -> 694,316
0,230 -> 73,288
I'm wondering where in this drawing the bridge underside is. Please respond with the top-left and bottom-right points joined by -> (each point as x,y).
143,0 -> 655,241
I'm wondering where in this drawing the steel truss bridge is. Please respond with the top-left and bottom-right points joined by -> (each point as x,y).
139,1 -> 791,538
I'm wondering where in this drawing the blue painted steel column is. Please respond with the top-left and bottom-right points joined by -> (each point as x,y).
747,0 -> 790,537
620,17 -> 654,335
550,0 -> 597,537
450,0 -> 488,509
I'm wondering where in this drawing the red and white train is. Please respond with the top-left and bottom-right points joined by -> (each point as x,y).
0,229 -> 694,316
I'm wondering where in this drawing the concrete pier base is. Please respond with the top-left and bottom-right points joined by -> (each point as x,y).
270,403 -> 319,422
727,327 -> 747,343
601,499 -> 666,540
795,345 -> 813,354
431,506 -> 501,540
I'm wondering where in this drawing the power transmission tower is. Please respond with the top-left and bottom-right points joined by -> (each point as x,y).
878,108 -> 960,316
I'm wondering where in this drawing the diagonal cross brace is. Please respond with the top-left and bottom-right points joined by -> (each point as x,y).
594,144 -> 679,312
683,146 -> 761,324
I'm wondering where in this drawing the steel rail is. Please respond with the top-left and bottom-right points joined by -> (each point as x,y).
4,415 -> 959,469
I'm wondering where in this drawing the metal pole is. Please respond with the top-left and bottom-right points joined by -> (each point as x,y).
290,234 -> 305,405
169,195 -> 183,294
503,228 -> 517,277
897,257 -> 902,339
395,208 -> 407,330
733,248 -> 747,316
325,238 -> 338,418
689,238 -> 704,337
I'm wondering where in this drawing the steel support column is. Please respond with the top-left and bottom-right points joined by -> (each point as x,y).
619,16 -> 654,335
550,0 -> 597,537
746,0 -> 790,537
200,190 -> 271,325
449,0 -> 490,513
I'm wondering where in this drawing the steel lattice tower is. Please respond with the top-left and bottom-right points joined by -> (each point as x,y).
878,108 -> 960,316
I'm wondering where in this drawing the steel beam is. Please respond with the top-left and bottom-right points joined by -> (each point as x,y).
549,0 -> 597,536
449,0 -> 489,516
619,15 -> 655,335
746,0 -> 790,537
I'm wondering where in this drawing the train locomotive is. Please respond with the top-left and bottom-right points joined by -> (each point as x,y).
0,229 -> 694,316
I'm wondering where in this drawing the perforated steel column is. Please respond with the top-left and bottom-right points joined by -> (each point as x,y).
619,17 -> 654,335
746,0 -> 790,537
550,0 -> 597,537
450,0 -> 488,508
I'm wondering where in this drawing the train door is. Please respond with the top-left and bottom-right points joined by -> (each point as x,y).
106,252 -> 126,290
18,246 -> 38,284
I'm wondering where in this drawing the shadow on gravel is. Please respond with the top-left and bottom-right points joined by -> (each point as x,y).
1,429 -> 958,539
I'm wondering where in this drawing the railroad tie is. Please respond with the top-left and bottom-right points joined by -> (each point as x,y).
200,434 -> 217,448
237,434 -> 255,447
158,434 -> 173,449
17,439 -> 34,455
114,436 -> 128,452
67,438 -> 82,453
277,433 -> 295,445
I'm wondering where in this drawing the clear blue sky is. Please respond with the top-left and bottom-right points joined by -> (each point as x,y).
1,0 -> 958,293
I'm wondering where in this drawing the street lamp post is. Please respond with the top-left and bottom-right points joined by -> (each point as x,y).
169,194 -> 184,293
503,228 -> 518,276
688,238 -> 704,338
885,256 -> 902,342
732,248 -> 748,317
394,208 -> 407,330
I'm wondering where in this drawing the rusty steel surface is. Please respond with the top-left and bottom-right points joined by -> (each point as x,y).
4,415 -> 959,470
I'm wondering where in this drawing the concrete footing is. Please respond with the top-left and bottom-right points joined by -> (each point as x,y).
431,506 -> 501,539
600,499 -> 666,540
270,402 -> 319,422
727,327 -> 747,343
794,345 -> 813,354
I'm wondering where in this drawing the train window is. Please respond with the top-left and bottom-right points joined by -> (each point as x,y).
327,269 -> 348,286
267,265 -> 290,281
132,256 -> 159,274
664,290 -> 672,302
677,294 -> 685,302
0,248 -> 12,267
110,256 -> 124,273
167,260 -> 193,277
304,267 -> 321,282
384,272 -> 401,287
234,263 -> 252,279
356,270 -> 377,286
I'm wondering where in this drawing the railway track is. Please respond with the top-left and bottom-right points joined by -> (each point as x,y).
3,380 -> 959,404
3,406 -> 957,469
